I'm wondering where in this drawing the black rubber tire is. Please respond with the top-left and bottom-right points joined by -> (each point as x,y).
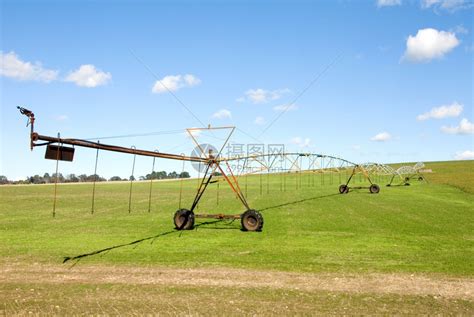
404,177 -> 410,182
173,209 -> 195,230
339,184 -> 349,194
404,183 -> 410,186
241,209 -> 264,232
418,176 -> 424,181
369,184 -> 380,194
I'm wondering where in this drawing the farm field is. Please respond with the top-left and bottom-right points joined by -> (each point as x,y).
1,160 -> 473,314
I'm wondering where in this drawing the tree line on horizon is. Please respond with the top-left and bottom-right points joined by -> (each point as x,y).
0,170 -> 191,185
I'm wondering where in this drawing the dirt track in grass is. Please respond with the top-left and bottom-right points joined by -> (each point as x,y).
1,263 -> 473,300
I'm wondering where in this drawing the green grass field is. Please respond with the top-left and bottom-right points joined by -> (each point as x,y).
1,160 -> 473,314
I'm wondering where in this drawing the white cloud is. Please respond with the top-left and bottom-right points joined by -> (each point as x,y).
377,0 -> 402,7
240,88 -> 290,104
55,115 -> 68,121
422,0 -> 472,11
212,109 -> 232,119
152,74 -> 201,94
254,116 -> 266,125
183,74 -> 201,86
402,28 -> 459,63
441,118 -> 474,135
291,137 -> 311,148
454,150 -> 474,160
273,103 -> 298,112
453,25 -> 469,35
0,51 -> 58,82
370,132 -> 392,142
65,64 -> 111,87
417,102 -> 463,120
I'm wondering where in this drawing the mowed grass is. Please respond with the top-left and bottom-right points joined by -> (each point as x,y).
1,160 -> 473,275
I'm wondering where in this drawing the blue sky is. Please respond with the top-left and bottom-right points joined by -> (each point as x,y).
1,0 -> 473,180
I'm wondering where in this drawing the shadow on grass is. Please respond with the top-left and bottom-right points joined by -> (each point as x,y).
63,219 -> 237,266
259,193 -> 341,212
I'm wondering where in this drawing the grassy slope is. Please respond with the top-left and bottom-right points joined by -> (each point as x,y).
1,160 -> 473,315
1,160 -> 473,275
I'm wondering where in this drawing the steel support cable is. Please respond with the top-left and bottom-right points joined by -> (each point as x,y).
91,141 -> 100,214
259,53 -> 343,138
179,154 -> 186,209
128,146 -> 137,213
52,133 -> 61,218
148,150 -> 159,213
130,50 -> 207,128
82,129 -> 184,142
216,174 -> 220,206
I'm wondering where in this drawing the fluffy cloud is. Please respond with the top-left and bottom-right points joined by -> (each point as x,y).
377,0 -> 402,7
212,109 -> 232,119
291,137 -> 311,148
240,88 -> 290,104
152,74 -> 201,93
403,28 -> 459,63
370,132 -> 392,142
273,103 -> 298,112
254,116 -> 266,125
0,51 -> 58,82
65,64 -> 111,87
417,102 -> 463,120
454,150 -> 474,160
441,118 -> 474,134
55,115 -> 69,121
422,0 -> 472,11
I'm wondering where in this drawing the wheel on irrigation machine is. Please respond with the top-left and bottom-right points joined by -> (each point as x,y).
174,209 -> 195,230
369,184 -> 380,194
339,184 -> 349,194
241,209 -> 264,232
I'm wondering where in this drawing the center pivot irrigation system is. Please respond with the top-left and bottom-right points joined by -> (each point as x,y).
18,107 -> 425,232
18,107 -> 265,231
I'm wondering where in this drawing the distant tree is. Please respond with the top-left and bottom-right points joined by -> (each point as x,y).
129,175 -> 135,181
179,171 -> 190,178
139,176 -> 146,181
109,176 -> 123,181
51,173 -> 64,183
158,171 -> 167,179
66,174 -> 79,183
0,175 -> 9,185
43,173 -> 51,183
29,174 -> 45,184
78,174 -> 88,182
168,171 -> 178,179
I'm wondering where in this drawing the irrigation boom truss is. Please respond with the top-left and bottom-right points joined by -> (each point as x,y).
20,106 -> 420,232
18,107 -> 264,231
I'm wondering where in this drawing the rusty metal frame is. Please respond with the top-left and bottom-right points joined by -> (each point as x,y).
19,108 -> 252,222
